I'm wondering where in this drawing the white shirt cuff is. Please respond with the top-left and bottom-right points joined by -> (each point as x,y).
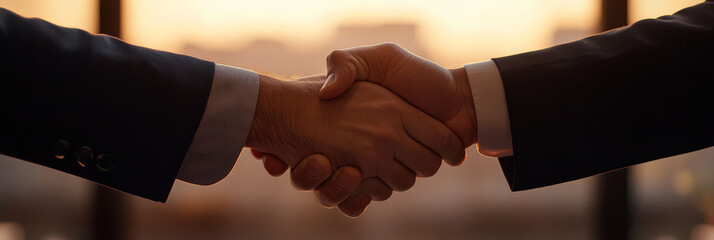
176,64 -> 259,185
465,60 -> 514,158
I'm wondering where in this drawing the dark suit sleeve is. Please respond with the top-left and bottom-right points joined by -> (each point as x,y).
491,1 -> 714,191
0,8 -> 215,202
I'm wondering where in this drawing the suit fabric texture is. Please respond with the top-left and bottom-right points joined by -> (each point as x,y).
493,1 -> 714,191
0,8 -> 215,202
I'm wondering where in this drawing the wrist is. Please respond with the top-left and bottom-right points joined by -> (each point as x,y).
246,74 -> 284,150
449,67 -> 478,146
245,75 -> 323,167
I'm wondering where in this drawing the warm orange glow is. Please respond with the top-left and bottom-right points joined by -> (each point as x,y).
629,0 -> 702,23
123,0 -> 599,66
0,0 -> 97,33
1,2 -> 711,239
0,0 -> 704,67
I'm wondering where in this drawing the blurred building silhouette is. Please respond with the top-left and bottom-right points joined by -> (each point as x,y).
183,24 -> 429,76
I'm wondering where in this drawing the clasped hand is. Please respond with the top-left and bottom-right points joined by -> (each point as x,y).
246,43 -> 478,217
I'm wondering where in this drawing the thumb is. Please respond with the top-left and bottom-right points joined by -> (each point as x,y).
319,49 -> 367,99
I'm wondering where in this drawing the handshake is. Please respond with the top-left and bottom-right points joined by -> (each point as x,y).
2,3 -> 709,219
245,43 -> 478,217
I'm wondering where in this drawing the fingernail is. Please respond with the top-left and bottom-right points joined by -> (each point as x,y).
306,160 -> 325,179
336,170 -> 357,191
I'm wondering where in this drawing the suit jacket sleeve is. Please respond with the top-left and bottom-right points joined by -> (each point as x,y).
0,8 -> 215,202
492,1 -> 714,191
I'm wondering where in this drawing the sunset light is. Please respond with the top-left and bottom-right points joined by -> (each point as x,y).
0,0 -> 709,239
123,0 -> 599,66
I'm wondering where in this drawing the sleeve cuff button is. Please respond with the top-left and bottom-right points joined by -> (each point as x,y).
96,154 -> 117,171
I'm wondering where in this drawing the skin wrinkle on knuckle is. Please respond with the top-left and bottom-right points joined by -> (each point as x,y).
432,128 -> 452,154
379,42 -> 403,57
360,45 -> 395,84
371,56 -> 393,84
326,49 -> 347,66
350,56 -> 366,79
365,61 -> 384,84
328,49 -> 361,82
384,44 -> 412,74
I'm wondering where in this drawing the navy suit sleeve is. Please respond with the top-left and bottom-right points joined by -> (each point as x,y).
0,8 -> 215,202
492,1 -> 714,191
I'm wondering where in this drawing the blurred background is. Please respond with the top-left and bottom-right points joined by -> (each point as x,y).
0,0 -> 710,239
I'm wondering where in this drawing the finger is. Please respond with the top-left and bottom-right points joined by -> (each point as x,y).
358,177 -> 392,201
250,148 -> 265,159
338,191 -> 372,218
394,138 -> 442,177
289,154 -> 332,191
263,154 -> 289,177
314,166 -> 362,208
377,158 -> 416,192
338,177 -> 393,218
321,43 -> 409,99
320,49 -> 363,99
402,107 -> 466,166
